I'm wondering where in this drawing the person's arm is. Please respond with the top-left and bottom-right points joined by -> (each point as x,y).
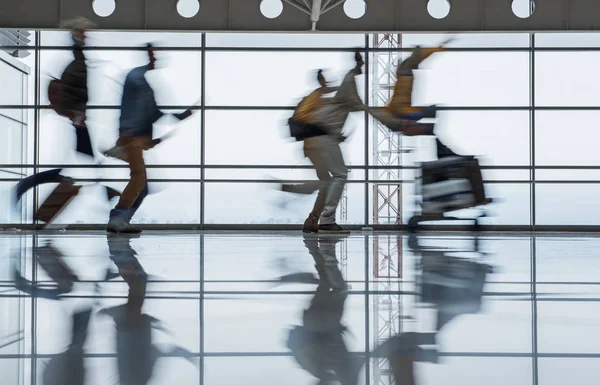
320,85 -> 339,94
339,70 -> 365,112
173,109 -> 193,121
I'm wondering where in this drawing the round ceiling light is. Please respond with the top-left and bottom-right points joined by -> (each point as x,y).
177,0 -> 200,18
427,0 -> 451,19
512,0 -> 535,18
260,0 -> 284,19
343,0 -> 366,19
92,0 -> 116,17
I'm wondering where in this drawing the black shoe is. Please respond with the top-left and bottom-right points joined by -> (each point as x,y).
302,214 -> 319,233
107,209 -> 141,234
106,224 -> 141,234
318,223 -> 351,234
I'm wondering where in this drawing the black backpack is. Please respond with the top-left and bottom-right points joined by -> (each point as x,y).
48,77 -> 68,117
288,117 -> 327,141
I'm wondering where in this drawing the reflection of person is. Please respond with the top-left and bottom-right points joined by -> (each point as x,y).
366,40 -> 457,158
107,43 -> 193,233
281,53 -> 364,234
42,308 -> 92,385
13,241 -> 78,300
370,234 -> 492,385
286,235 -> 361,385
100,234 -> 197,385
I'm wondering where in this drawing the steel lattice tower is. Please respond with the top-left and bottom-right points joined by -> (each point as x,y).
372,34 -> 405,385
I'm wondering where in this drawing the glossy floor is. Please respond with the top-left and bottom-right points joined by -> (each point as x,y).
0,230 -> 598,385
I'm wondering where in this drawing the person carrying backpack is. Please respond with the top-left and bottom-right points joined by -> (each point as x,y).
280,52 -> 365,234
48,17 -> 96,158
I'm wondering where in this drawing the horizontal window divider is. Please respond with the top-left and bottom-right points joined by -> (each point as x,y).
1,351 -> 600,359
8,45 -> 600,52
4,223 -> 600,233
8,105 -> 600,111
0,46 -> 527,52
2,164 -> 600,170
0,178 -> 593,184
9,105 -> 600,111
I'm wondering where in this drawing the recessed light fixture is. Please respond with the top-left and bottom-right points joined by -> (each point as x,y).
92,0 -> 116,17
260,0 -> 284,19
177,0 -> 200,18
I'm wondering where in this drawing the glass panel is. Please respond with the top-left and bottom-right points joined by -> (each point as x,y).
0,359 -> 24,385
205,357 -> 338,385
0,113 -> 26,165
536,169 -> 600,181
435,111 -> 531,166
205,51 -> 365,106
535,111 -> 600,166
398,33 -> 531,48
206,33 -> 365,48
535,52 -> 600,106
415,358 -> 533,385
406,52 -> 530,107
204,171 -> 365,225
39,108 -> 200,166
537,302 -> 600,354
42,30 -> 202,47
536,183 -> 600,225
536,237 -> 600,283
0,61 -> 24,109
204,295 -> 365,352
205,110 -> 365,166
535,32 -> 600,47
40,50 -> 202,107
539,359 -> 600,385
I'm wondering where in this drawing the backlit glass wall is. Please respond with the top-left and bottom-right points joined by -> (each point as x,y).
0,31 -> 597,227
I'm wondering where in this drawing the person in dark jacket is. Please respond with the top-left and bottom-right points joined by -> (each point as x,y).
107,43 -> 193,233
59,17 -> 95,157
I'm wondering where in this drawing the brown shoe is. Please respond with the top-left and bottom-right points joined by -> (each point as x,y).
302,214 -> 319,233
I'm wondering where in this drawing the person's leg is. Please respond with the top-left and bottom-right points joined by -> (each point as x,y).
370,106 -> 457,159
114,138 -> 147,210
108,138 -> 147,232
125,183 -> 149,223
299,142 -> 332,233
368,107 -> 435,136
318,136 -> 349,232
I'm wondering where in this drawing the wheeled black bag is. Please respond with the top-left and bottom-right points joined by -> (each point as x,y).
420,155 -> 487,214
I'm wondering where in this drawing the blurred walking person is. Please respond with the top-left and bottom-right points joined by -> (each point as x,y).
106,43 -> 193,233
366,39 -> 457,158
282,52 -> 364,234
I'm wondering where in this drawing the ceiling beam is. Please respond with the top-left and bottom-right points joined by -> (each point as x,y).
1,0 -> 600,33
310,0 -> 323,31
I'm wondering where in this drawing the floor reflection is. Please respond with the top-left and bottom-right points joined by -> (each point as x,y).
1,231 -> 599,384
